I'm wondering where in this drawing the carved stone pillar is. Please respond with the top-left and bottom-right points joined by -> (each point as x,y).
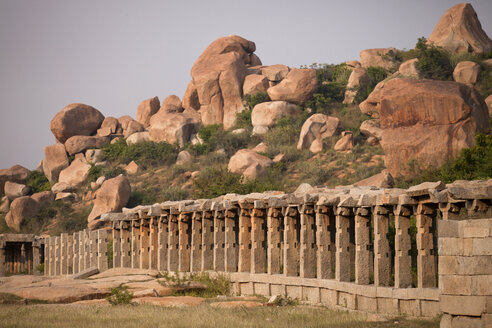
224,207 -> 238,272
167,212 -> 179,271
178,213 -> 192,272
300,204 -> 316,278
355,207 -> 372,285
251,208 -> 267,274
139,219 -> 150,269
157,216 -> 168,271
112,221 -> 121,268
335,206 -> 351,282
416,202 -> 437,288
284,206 -> 300,277
0,241 -> 6,277
238,205 -> 252,273
213,209 -> 225,272
149,217 -> 159,270
190,211 -> 202,272
97,229 -> 108,272
374,205 -> 391,286
60,233 -> 68,275
316,205 -> 335,279
394,204 -> 413,288
120,222 -> 131,268
267,207 -> 282,275
201,211 -> 214,271
131,220 -> 140,269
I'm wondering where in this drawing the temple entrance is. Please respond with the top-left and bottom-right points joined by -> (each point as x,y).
4,242 -> 33,275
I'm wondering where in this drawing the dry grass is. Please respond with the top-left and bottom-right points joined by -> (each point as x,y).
0,304 -> 440,328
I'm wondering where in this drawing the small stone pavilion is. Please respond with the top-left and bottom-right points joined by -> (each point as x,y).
0,234 -> 44,276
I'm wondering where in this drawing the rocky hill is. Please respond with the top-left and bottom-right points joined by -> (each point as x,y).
0,2 -> 491,235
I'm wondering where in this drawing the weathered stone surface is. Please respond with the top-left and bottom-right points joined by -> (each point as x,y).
183,81 -> 200,110
297,114 -> 340,152
0,196 -> 9,213
354,170 -> 394,188
360,48 -> 399,70
428,3 -> 492,54
73,267 -> 100,279
87,175 -> 131,230
360,78 -> 490,176
4,181 -> 30,201
124,161 -> 139,175
123,120 -> 144,139
64,136 -> 109,156
149,108 -> 201,147
136,96 -> 160,127
5,196 -> 40,232
160,95 -> 183,113
228,149 -> 273,180
100,117 -> 120,134
267,68 -> 317,105
252,142 -> 268,154
453,61 -> 481,84
51,182 -> 75,193
85,149 -> 104,164
50,103 -> 104,143
345,60 -> 361,69
55,192 -> 77,201
58,155 -> 91,188
42,144 -> 68,184
407,181 -> 445,197
0,165 -> 30,195
176,150 -> 192,166
261,64 -> 290,82
343,67 -> 372,104
243,74 -> 269,95
334,131 -> 353,151
123,281 -> 172,297
31,191 -> 55,207
398,58 -> 420,78
446,180 -> 492,199
191,35 -> 255,129
359,119 -> 382,140
126,131 -> 150,145
486,95 -> 492,116
251,101 -> 298,134
117,116 -> 133,133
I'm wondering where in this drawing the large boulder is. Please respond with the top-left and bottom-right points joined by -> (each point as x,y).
343,67 -> 372,104
190,35 -> 258,129
42,144 -> 69,184
428,3 -> 492,54
99,117 -> 120,134
160,95 -> 183,113
87,175 -> 131,230
64,136 -> 109,156
5,196 -> 40,232
58,156 -> 91,188
297,114 -> 340,153
453,61 -> 481,85
334,131 -> 353,151
4,182 -> 30,201
398,58 -> 420,78
251,101 -> 298,134
126,131 -> 150,145
354,170 -> 394,188
136,96 -> 160,127
31,191 -> 55,208
359,119 -> 382,140
50,103 -> 104,143
182,81 -> 200,110
228,149 -> 273,180
0,165 -> 30,195
360,48 -> 399,70
360,78 -> 490,176
123,120 -> 144,139
149,108 -> 201,147
267,68 -> 317,105
261,65 -> 290,82
243,74 -> 269,96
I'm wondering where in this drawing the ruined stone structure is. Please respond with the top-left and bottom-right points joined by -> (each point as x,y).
23,180 -> 492,326
0,234 -> 44,276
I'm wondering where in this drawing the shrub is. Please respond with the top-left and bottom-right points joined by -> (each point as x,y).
263,115 -> 307,155
25,171 -> 51,194
88,165 -> 125,183
235,109 -> 253,129
127,190 -> 157,208
189,124 -> 252,156
242,92 -> 269,110
353,66 -> 388,104
415,37 -> 453,80
107,285 -> 133,305
102,139 -> 178,168
159,271 -> 231,298
161,186 -> 189,201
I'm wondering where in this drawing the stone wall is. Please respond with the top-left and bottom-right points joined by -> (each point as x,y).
439,218 -> 492,327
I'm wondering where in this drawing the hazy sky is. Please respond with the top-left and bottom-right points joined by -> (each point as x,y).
1,0 -> 491,170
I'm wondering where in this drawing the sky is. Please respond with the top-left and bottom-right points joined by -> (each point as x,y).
0,0 -> 491,170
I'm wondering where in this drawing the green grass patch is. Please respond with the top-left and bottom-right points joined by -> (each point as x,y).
159,271 -> 231,298
25,171 -> 51,194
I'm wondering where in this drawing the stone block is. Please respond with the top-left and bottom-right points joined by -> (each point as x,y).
483,314 -> 492,328
439,275 -> 472,295
464,227 -> 489,239
72,266 -> 99,279
438,238 -> 463,256
286,286 -> 302,300
440,295 -> 486,316
440,313 -> 452,328
472,239 -> 492,256
240,282 -> 254,295
377,297 -> 399,315
471,275 -> 492,295
270,284 -> 285,297
420,300 -> 440,317
451,316 -> 482,328
320,288 -> 337,306
438,220 -> 460,238
399,299 -> 421,317
303,287 -> 320,303
439,256 -> 492,275
338,292 -> 356,310
254,283 -> 270,296
357,295 -> 377,313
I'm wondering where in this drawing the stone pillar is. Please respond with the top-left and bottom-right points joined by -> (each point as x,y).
284,206 -> 300,277
157,216 -> 168,271
238,205 -> 252,273
374,205 -> 391,286
0,241 -> 6,277
72,232 -> 79,274
355,207 -> 371,285
97,229 -> 108,271
335,206 -> 351,282
190,211 -> 202,272
201,211 -> 214,271
178,213 -> 191,272
78,231 -> 85,272
224,208 -> 238,272
316,205 -> 335,279
251,208 -> 267,274
131,221 -> 139,268
167,212 -> 179,271
139,219 -> 150,269
32,241 -> 40,275
213,209 -> 225,272
149,217 -> 159,270
112,222 -> 121,268
84,229 -> 91,270
300,204 -> 316,278
20,243 -> 26,274
67,234 -> 73,274
120,222 -> 131,268
416,202 -> 437,288
60,233 -> 68,275
89,230 -> 97,268
439,202 -> 464,220
55,236 -> 61,276
394,204 -> 413,288
267,207 -> 282,275
43,238 -> 49,275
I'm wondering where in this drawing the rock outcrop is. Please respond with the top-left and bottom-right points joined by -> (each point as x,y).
261,65 -> 290,82
267,68 -> 317,105
58,156 -> 91,188
88,175 -> 131,230
149,108 -> 201,146
126,131 -> 150,145
251,101 -> 298,135
0,165 -> 30,195
136,97 -> 160,127
50,103 -> 105,143
160,95 -> 183,113
359,119 -> 382,141
228,149 -> 273,180
334,131 -> 353,151
428,3 -> 492,54
297,114 -> 340,153
64,136 -> 109,156
354,170 -> 394,188
360,48 -> 399,70
5,196 -> 40,232
398,58 -> 420,78
453,61 -> 481,85
243,74 -> 269,95
343,67 -> 372,104
360,78 -> 490,176
42,144 -> 69,184
4,182 -> 30,201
